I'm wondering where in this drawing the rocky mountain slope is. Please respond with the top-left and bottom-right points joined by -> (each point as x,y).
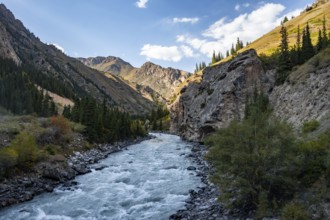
79,57 -> 191,102
0,4 -> 154,115
270,46 -> 330,129
124,62 -> 191,101
171,48 -> 330,141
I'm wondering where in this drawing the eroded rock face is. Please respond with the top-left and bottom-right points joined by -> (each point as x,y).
270,63 -> 330,128
0,22 -> 20,64
170,49 -> 272,142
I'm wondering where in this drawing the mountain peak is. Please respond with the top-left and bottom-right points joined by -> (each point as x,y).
77,55 -> 134,76
140,61 -> 158,68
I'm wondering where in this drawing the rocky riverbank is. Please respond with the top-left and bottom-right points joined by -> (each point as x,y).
170,143 -> 225,220
170,142 -> 271,220
0,135 -> 152,209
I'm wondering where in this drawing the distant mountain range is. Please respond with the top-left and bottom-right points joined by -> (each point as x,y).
0,3 -> 193,116
78,56 -> 191,102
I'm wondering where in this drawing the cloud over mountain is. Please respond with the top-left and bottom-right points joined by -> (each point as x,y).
177,3 -> 301,57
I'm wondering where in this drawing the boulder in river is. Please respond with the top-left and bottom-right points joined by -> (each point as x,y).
187,166 -> 197,171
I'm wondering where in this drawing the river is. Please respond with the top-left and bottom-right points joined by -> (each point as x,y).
0,133 -> 203,220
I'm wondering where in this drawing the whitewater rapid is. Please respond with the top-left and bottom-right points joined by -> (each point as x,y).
0,133 -> 202,220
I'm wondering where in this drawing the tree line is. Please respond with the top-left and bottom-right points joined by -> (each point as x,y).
0,57 -> 148,144
149,105 -> 169,131
194,37 -> 248,73
277,16 -> 329,84
62,98 -> 147,143
0,58 -> 57,116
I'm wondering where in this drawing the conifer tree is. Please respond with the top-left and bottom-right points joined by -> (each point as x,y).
212,50 -> 216,64
230,44 -> 235,55
276,24 -> 292,85
322,15 -> 328,47
296,25 -> 302,65
217,52 -> 221,62
283,16 -> 289,23
317,29 -> 323,52
301,23 -> 315,61
235,37 -> 243,51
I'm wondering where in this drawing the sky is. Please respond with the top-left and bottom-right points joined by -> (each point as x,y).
0,0 -> 315,72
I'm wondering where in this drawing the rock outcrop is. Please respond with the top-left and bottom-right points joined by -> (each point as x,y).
170,50 -> 273,142
0,22 -> 20,64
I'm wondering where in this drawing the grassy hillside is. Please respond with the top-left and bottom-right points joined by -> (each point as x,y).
245,1 -> 330,56
248,1 -> 330,54
212,1 -> 330,66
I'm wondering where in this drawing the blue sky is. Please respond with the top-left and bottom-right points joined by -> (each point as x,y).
0,0 -> 314,72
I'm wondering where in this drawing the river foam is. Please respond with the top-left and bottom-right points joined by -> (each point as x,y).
0,133 -> 202,220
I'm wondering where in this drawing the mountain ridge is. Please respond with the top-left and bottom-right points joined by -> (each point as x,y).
79,56 -> 191,102
78,56 -> 134,76
0,4 -> 155,115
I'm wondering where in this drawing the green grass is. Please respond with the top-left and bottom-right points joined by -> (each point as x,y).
302,120 -> 320,133
240,2 -> 330,56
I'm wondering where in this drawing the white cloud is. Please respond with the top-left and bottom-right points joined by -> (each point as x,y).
140,44 -> 196,62
173,17 -> 199,24
177,36 -> 218,57
180,45 -> 194,57
235,2 -> 250,11
176,35 -> 186,42
50,43 -> 65,53
140,44 -> 182,62
178,3 -> 294,58
204,3 -> 285,39
136,0 -> 148,8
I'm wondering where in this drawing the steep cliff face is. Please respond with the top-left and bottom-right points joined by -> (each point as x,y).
170,50 -> 273,141
0,4 -> 154,115
270,48 -> 330,128
0,21 -> 20,64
